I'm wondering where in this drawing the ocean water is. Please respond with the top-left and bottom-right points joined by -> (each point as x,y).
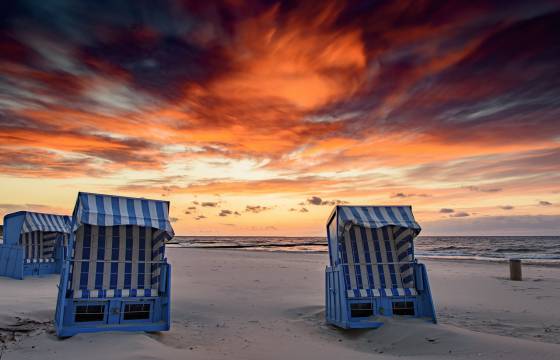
3,235 -> 558,265
169,235 -> 560,265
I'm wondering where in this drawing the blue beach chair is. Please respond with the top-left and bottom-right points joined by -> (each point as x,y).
55,192 -> 174,337
0,211 -> 70,279
325,205 -> 436,328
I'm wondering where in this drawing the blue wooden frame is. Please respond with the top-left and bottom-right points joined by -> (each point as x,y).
55,261 -> 171,336
0,211 -> 68,279
324,206 -> 436,329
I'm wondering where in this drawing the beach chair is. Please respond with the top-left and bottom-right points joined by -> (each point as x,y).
325,206 -> 436,328
0,211 -> 70,279
55,192 -> 174,337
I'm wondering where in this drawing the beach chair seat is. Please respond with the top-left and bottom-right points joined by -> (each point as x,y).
0,212 -> 70,279
325,206 -> 436,329
55,192 -> 174,337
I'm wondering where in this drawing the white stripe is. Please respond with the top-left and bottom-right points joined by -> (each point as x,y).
119,197 -> 128,224
134,200 -> 145,226
87,194 -> 98,226
103,196 -> 114,226
148,201 -> 158,228
121,289 -> 130,297
106,289 -> 115,298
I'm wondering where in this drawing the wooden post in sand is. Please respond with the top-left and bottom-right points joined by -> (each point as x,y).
509,259 -> 522,281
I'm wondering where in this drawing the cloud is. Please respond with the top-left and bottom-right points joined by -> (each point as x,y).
245,205 -> 272,213
306,196 -> 348,206
439,208 -> 455,213
464,186 -> 502,193
500,205 -> 514,210
219,209 -> 233,217
184,211 -> 192,215
187,206 -> 197,210
169,217 -> 179,223
194,215 -> 207,220
538,200 -> 553,206
450,211 -> 470,217
299,207 -> 309,213
391,193 -> 430,198
201,202 -> 219,207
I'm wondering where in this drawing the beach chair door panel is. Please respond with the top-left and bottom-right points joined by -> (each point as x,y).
119,300 -> 155,323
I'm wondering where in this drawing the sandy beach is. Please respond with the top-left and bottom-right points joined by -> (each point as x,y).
0,248 -> 559,359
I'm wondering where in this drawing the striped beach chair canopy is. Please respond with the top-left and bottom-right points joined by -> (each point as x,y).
21,212 -> 71,234
336,205 -> 421,235
72,192 -> 174,238
331,206 -> 421,299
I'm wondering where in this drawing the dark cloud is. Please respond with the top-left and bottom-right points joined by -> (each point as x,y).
245,205 -> 272,213
464,186 -> 502,193
187,206 -> 197,210
184,211 -> 191,215
194,215 -> 207,220
299,207 -> 309,213
450,211 -> 470,217
391,192 -> 430,198
219,209 -> 233,217
169,217 -> 178,223
439,208 -> 454,213
201,202 -> 218,207
500,205 -> 514,210
306,196 -> 348,206
539,200 -> 553,206
289,208 -> 297,212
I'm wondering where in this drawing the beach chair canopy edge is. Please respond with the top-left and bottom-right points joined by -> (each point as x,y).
72,192 -> 174,238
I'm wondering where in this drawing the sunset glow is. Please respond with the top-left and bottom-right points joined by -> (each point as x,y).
1,1 -> 559,235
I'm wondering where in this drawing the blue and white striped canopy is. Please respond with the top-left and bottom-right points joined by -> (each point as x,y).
337,206 -> 421,234
73,192 -> 174,238
21,212 -> 71,234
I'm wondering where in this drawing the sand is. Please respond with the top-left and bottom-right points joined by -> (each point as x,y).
0,248 -> 559,359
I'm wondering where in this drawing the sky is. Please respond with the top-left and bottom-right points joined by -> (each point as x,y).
0,0 -> 559,236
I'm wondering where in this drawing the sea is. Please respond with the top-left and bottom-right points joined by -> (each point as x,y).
2,234 -> 558,266
169,235 -> 560,266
